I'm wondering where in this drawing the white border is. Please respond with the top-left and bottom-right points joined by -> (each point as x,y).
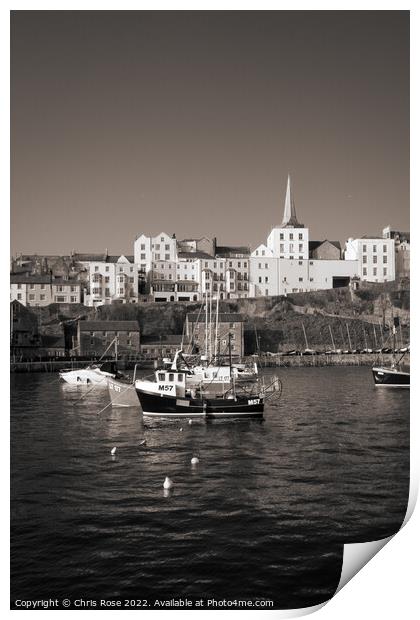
3,3 -> 418,619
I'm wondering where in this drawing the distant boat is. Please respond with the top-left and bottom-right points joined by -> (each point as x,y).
372,321 -> 409,388
372,364 -> 410,388
60,361 -> 118,386
60,337 -> 118,386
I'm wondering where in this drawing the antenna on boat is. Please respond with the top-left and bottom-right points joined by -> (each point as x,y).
214,283 -> 220,361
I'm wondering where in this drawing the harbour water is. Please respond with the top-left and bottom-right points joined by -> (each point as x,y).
11,367 -> 409,609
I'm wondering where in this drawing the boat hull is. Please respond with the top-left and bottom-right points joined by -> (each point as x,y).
59,368 -> 113,386
136,389 -> 264,419
107,378 -> 140,407
372,366 -> 410,387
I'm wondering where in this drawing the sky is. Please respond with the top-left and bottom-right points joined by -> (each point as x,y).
10,10 -> 409,256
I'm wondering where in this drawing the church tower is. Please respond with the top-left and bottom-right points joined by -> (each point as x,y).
267,175 -> 309,259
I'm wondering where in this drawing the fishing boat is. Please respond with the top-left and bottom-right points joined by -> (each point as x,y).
107,365 -> 141,407
135,335 -> 280,418
60,338 -> 119,386
372,319 -> 410,388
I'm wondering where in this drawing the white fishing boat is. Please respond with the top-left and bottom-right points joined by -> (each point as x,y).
59,361 -> 118,386
60,338 -> 119,386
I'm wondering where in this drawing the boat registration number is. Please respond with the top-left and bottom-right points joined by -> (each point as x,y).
248,398 -> 260,405
109,383 -> 121,393
158,384 -> 174,392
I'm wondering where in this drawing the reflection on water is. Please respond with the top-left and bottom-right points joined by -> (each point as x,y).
11,367 -> 409,608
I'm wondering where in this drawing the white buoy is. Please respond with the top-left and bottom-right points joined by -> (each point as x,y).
111,447 -> 117,455
180,427 -> 183,432
163,476 -> 173,490
191,457 -> 199,465
139,439 -> 146,446
188,419 -> 193,425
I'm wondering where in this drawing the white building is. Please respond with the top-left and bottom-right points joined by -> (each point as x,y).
82,255 -> 139,307
344,237 -> 395,283
250,177 -> 359,296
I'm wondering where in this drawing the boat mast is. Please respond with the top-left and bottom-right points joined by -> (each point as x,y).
302,322 -> 309,350
205,291 -> 208,360
328,324 -> 336,352
209,289 -> 212,364
346,323 -> 352,350
214,284 -> 220,361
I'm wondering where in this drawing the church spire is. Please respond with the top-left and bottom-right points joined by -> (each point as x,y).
282,175 -> 302,227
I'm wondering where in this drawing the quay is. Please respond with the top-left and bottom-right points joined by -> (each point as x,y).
10,352 -> 407,373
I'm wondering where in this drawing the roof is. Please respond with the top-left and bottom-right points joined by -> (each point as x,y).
186,313 -> 244,323
309,240 -> 342,251
215,246 -> 250,257
73,253 -> 134,263
78,320 -> 140,332
178,251 -> 215,260
10,275 -> 82,286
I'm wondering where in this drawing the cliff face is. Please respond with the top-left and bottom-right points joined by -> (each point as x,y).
26,282 -> 410,354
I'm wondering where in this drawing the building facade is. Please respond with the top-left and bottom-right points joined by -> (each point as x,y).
10,275 -> 83,306
383,226 -> 409,281
77,320 -> 140,356
344,237 -> 395,283
185,312 -> 244,358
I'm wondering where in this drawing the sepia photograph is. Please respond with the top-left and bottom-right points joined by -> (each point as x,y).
9,8 -> 410,612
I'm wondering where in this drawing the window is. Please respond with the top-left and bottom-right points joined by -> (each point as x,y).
229,261 -> 233,268
55,296 -> 66,302
155,244 -> 160,250
299,244 -> 303,252
298,261 -> 303,265
158,373 -> 165,381
178,374 -> 183,382
29,294 -> 35,300
40,284 -> 45,290
383,256 -> 388,264
141,244 -> 145,250
165,244 -> 170,251
280,244 -> 284,253
309,278 -> 313,282
373,268 -> 377,276
373,255 -> 377,264
309,261 -> 313,265
17,293 -> 22,300
362,245 -> 367,252
165,254 -> 170,260
17,283 -> 22,289
289,244 -> 294,253
160,237 -> 164,242
363,268 -> 367,276
29,284 -> 34,289
105,266 -> 109,272
238,262 -> 241,268
383,268 -> 387,276
40,294 -> 45,300
299,233 -> 303,240
373,245 -> 377,252
363,255 -> 367,264
383,245 -> 387,253
95,266 -> 99,272
265,276 -> 269,283
140,253 -> 146,260
299,277 -> 303,282
289,233 -> 293,240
